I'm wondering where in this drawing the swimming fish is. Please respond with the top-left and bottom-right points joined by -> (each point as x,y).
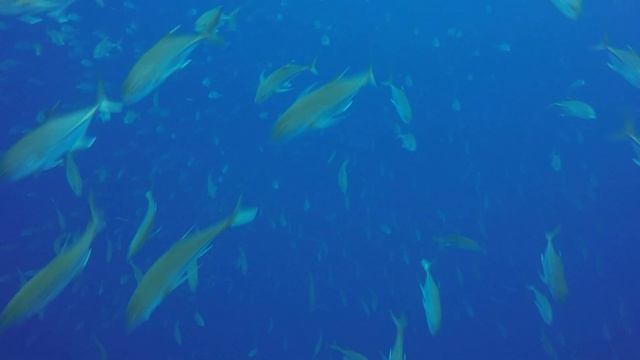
127,191 -> 157,259
272,67 -> 376,140
337,159 -> 349,194
330,343 -> 368,360
1,86 -> 121,181
255,58 -> 318,103
552,100 -> 596,120
434,234 -> 483,252
384,79 -> 412,124
539,228 -> 568,303
420,259 -> 441,335
122,8 -> 224,104
0,0 -> 74,22
388,312 -> 407,360
0,196 -> 103,331
527,284 -> 553,325
65,152 -> 82,197
125,198 -> 243,331
549,0 -> 582,20
595,39 -> 640,88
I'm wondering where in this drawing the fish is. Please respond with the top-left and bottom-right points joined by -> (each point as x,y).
337,159 -> 349,194
65,152 -> 82,197
434,234 -> 483,252
127,191 -> 157,259
594,38 -> 640,88
194,6 -> 239,33
254,58 -> 318,103
330,343 -> 368,360
0,196 -> 103,331
0,0 -> 74,22
122,8 -> 224,104
272,67 -> 376,140
1,85 -> 121,181
93,36 -> 122,59
125,198 -> 244,331
384,79 -> 412,124
420,259 -> 441,335
549,0 -> 582,20
552,100 -> 597,120
388,312 -> 407,360
394,126 -> 416,151
527,285 -> 553,325
539,228 -> 568,303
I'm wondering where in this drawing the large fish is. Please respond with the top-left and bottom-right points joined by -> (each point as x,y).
255,58 -> 318,103
122,7 -> 224,104
539,228 -> 568,302
125,199 -> 243,331
420,259 -> 441,335
0,197 -> 103,332
1,87 -> 121,181
272,67 -> 376,140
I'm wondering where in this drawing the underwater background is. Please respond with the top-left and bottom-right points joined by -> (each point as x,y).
1,0 -> 640,359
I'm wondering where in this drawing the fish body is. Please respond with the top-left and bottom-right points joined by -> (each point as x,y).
604,45 -> 640,88
540,232 -> 568,302
420,259 -> 441,335
527,285 -> 553,325
125,200 -> 241,331
0,198 -> 102,331
549,0 -> 582,20
127,191 -> 157,259
65,152 -> 82,196
255,59 -> 318,103
272,67 -> 375,140
122,10 -> 223,104
385,80 -> 412,124
552,100 -> 596,120
435,234 -> 483,252
388,312 -> 407,360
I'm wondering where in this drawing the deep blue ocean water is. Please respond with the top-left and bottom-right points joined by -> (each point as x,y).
1,0 -> 640,359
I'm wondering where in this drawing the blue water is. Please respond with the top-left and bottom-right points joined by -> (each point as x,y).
1,0 -> 640,359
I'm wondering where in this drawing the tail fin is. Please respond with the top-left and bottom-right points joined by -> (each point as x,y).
367,65 -> 377,87
544,225 -> 561,243
96,80 -> 123,116
390,311 -> 407,331
309,56 -> 319,75
420,259 -> 431,273
591,34 -> 610,51
223,7 -> 240,31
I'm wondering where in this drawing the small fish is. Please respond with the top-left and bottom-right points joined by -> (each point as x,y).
93,36 -> 122,59
384,79 -> 412,124
65,152 -> 82,197
394,126 -> 417,151
337,159 -> 349,194
127,191 -> 157,259
549,0 -> 582,20
420,259 -> 441,335
272,67 -> 376,140
539,227 -> 568,302
122,8 -> 225,104
552,100 -> 597,120
594,38 -> 640,88
194,311 -> 205,327
434,234 -> 483,252
125,198 -> 245,331
388,312 -> 407,360
1,85 -> 121,181
0,196 -> 103,331
330,343 -> 368,360
255,58 -> 318,103
527,285 -> 553,325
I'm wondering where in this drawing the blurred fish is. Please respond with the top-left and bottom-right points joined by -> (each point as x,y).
434,234 -> 483,252
0,197 -> 103,331
255,58 -> 318,103
420,259 -> 441,335
127,191 -> 157,259
93,36 -> 122,59
122,8 -> 225,104
330,343 -> 368,360
65,152 -> 82,197
194,6 -> 239,33
1,85 -> 122,181
337,159 -> 349,194
384,79 -> 412,124
125,199 -> 244,331
594,38 -> 640,88
0,0 -> 74,23
394,126 -> 416,151
388,312 -> 407,360
272,67 -> 375,140
527,284 -> 553,325
552,100 -> 596,120
549,0 -> 582,20
539,227 -> 568,302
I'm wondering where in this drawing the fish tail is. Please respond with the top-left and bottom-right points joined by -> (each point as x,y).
227,195 -> 244,227
390,311 -> 407,331
96,80 -> 123,115
200,7 -> 225,45
309,57 -> 319,75
420,259 -> 432,273
590,34 -> 610,51
224,7 -> 240,32
88,192 -> 106,234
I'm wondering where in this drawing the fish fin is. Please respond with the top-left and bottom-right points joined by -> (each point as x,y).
545,226 -> 561,243
232,207 -> 259,227
367,65 -> 377,87
72,136 -> 96,152
96,81 -> 123,115
309,57 -> 319,75
168,25 -> 182,35
43,158 -> 64,171
223,8 -> 240,31
129,261 -> 143,284
590,34 -> 610,51
390,310 -> 407,330
420,259 -> 431,272
335,67 -> 351,80
228,195 -> 244,227
187,260 -> 199,293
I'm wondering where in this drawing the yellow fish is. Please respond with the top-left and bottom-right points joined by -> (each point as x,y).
122,8 -> 224,104
420,259 -> 441,335
272,67 -> 375,140
125,199 -> 242,331
0,196 -> 103,331
255,58 -> 318,103
540,228 -> 568,302
127,191 -> 157,259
